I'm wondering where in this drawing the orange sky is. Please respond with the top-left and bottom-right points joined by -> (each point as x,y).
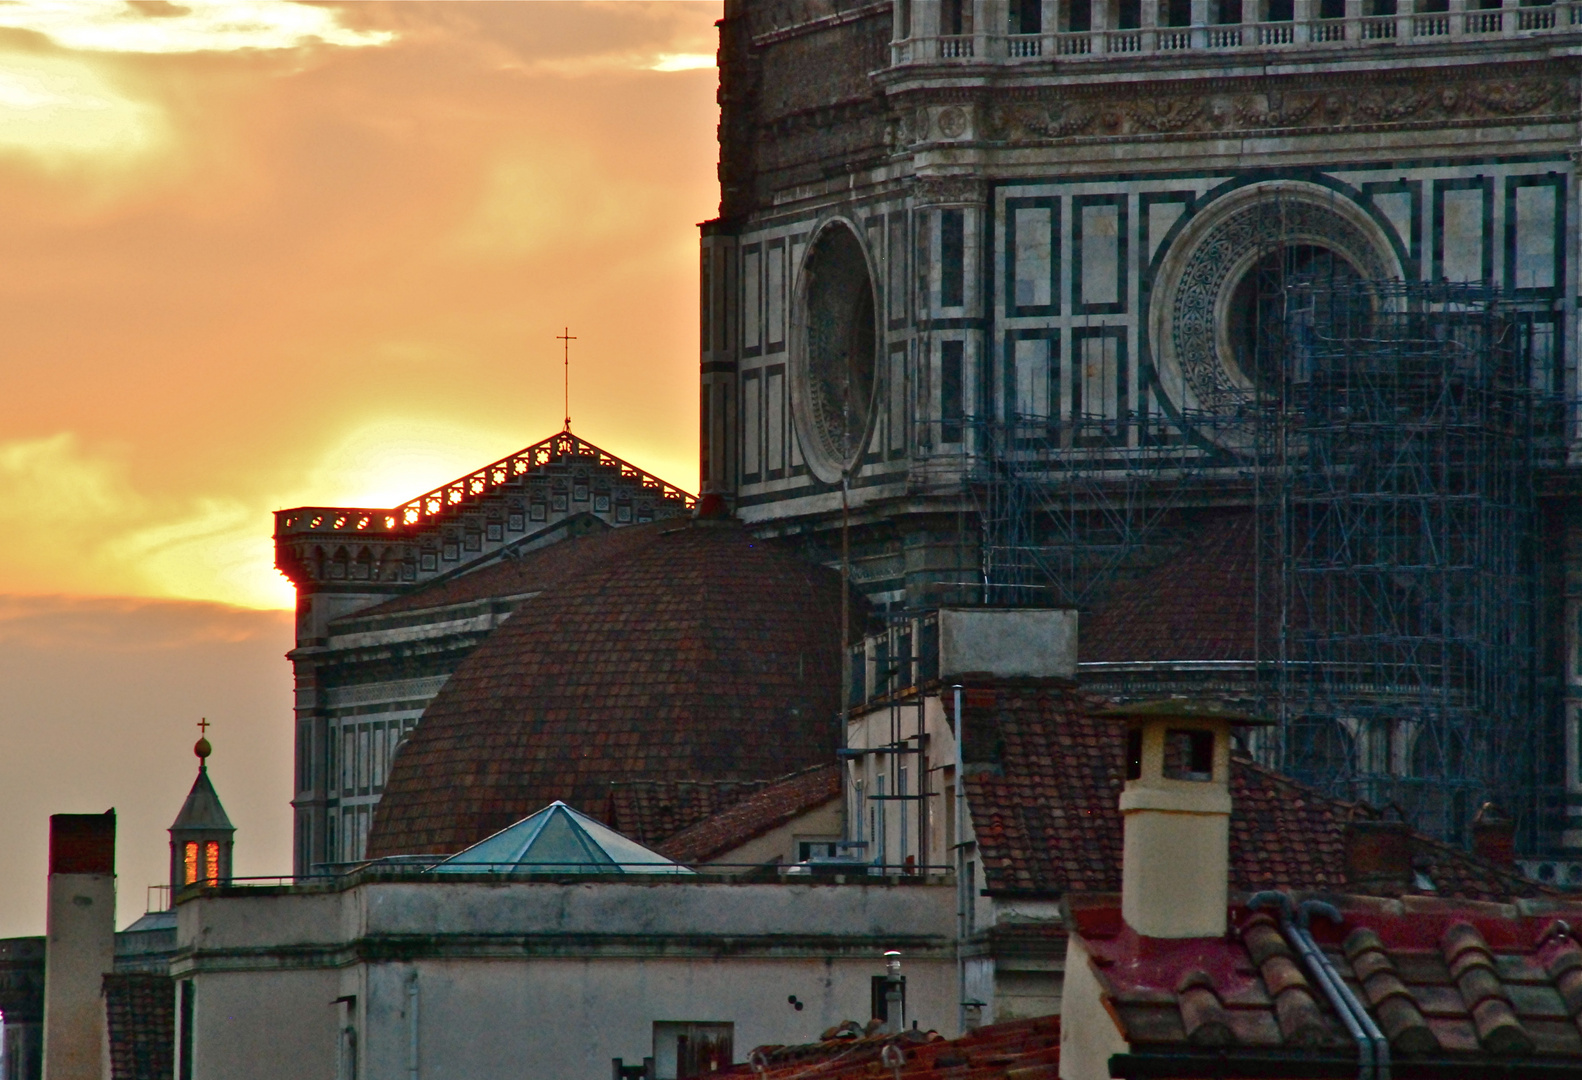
0,1 -> 721,936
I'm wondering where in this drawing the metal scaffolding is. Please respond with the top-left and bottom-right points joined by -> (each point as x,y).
944,275 -> 1566,848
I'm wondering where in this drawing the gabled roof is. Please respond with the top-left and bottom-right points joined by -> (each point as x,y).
656,764 -> 842,864
959,682 -> 1544,901
720,1015 -> 1061,1078
430,801 -> 691,874
1071,894 -> 1582,1075
169,766 -> 232,833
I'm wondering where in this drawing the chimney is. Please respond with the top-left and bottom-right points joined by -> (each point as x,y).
1100,701 -> 1268,939
1471,802 -> 1515,869
1344,813 -> 1412,894
42,810 -> 115,1080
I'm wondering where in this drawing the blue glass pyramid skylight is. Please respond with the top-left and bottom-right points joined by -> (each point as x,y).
430,801 -> 693,874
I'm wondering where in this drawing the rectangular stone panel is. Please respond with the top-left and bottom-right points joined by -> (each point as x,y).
766,240 -> 786,348
766,367 -> 785,475
1509,176 -> 1562,292
742,369 -> 762,481
1435,179 -> 1492,284
1006,197 -> 1059,316
743,245 -> 762,354
1075,195 -> 1128,314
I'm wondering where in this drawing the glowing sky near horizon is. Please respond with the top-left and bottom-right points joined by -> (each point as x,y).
0,0 -> 720,611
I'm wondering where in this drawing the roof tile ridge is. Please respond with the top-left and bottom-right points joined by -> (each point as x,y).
1441,920 -> 1534,1056
1174,969 -> 1237,1048
1237,912 -> 1329,1047
1340,926 -> 1438,1055
1534,920 -> 1582,1028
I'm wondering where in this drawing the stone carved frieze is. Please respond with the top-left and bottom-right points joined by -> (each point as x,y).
972,73 -> 1573,144
913,174 -> 988,206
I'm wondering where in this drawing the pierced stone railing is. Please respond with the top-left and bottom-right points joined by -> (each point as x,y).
275,430 -> 694,539
891,4 -> 1582,66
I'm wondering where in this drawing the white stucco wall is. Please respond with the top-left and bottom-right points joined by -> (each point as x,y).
175,877 -> 957,1080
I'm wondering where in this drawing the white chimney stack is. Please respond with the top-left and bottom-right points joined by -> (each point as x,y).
1100,702 -> 1265,939
42,810 -> 116,1080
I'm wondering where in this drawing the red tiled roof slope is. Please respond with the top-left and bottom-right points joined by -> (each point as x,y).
1070,895 -> 1582,1069
719,1015 -> 1060,1079
606,777 -> 773,847
367,522 -> 858,857
351,516 -> 620,619
656,764 -> 841,863
961,683 -> 1546,902
103,973 -> 173,1080
1082,510 -> 1268,663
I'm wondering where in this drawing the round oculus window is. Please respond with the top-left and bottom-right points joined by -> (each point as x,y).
793,222 -> 878,480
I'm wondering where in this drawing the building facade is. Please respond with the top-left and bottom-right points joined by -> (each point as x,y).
702,0 -> 1582,858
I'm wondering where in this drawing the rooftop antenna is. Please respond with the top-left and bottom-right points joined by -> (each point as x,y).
556,327 -> 577,431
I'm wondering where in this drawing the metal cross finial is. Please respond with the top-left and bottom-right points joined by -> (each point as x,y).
556,327 -> 577,431
197,717 -> 210,735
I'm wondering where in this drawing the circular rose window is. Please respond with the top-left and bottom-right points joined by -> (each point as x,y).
791,221 -> 878,482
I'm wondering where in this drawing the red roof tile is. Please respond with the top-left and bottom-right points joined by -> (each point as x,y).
1070,895 -> 1582,1072
606,777 -> 775,847
1082,510 -> 1268,663
719,1015 -> 1061,1079
656,764 -> 841,864
367,521 -> 862,857
960,682 -> 1545,902
103,973 -> 173,1080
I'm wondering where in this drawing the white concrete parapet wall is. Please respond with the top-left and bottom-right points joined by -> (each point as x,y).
938,607 -> 1077,680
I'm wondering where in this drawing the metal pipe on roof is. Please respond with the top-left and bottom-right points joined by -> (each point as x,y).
1250,891 -> 1389,1080
954,683 -> 965,1035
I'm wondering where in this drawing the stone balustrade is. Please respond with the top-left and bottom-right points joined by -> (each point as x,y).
890,1 -> 1582,66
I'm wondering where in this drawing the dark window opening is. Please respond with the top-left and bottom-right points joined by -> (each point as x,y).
1227,244 -> 1362,395
1118,0 -> 1142,27
1163,729 -> 1215,782
1319,0 -> 1345,16
1217,0 -> 1243,22
943,0 -> 970,34
1165,0 -> 1193,25
940,210 -> 964,307
178,981 -> 195,1080
1126,728 -> 1143,780
1416,0 -> 1448,10
941,341 -> 964,444
1067,0 -> 1093,30
1010,0 -> 1043,32
1367,0 -> 1397,14
1267,0 -> 1295,18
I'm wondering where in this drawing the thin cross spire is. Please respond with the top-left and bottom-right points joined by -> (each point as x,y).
556,327 -> 577,431
197,717 -> 210,735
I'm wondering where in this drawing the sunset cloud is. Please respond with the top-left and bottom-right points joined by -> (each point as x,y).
0,51 -> 168,163
0,0 -> 393,54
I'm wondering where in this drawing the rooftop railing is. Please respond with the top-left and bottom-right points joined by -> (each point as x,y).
892,3 -> 1582,67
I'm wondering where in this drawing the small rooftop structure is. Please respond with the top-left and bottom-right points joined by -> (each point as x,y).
429,801 -> 692,875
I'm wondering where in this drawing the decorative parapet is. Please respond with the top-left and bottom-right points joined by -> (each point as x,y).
890,4 -> 1582,68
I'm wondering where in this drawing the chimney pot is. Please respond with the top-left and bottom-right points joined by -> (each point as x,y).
1344,817 -> 1413,893
1471,802 -> 1515,868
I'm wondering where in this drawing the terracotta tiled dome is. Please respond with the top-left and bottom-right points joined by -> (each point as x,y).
366,520 -> 853,857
